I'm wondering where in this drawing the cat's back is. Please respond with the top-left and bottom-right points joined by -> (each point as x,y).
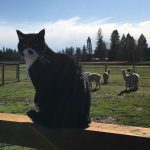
49,52 -> 81,74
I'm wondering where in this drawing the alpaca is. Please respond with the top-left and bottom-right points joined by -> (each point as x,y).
103,69 -> 111,84
122,69 -> 140,90
130,73 -> 140,90
127,68 -> 140,90
85,72 -> 101,90
122,69 -> 132,90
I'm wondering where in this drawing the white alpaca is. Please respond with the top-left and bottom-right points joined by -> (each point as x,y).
122,69 -> 140,90
85,72 -> 101,90
130,73 -> 140,90
103,69 -> 111,84
122,69 -> 132,90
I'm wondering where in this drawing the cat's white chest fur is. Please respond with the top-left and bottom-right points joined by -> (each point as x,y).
23,48 -> 39,71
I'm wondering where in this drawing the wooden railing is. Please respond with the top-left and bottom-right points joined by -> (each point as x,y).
0,113 -> 150,150
0,63 -> 20,85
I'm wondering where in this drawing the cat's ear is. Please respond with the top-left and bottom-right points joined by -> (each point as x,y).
16,30 -> 25,40
38,29 -> 45,38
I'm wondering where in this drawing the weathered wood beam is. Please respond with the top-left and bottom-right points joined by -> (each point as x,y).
0,113 -> 150,150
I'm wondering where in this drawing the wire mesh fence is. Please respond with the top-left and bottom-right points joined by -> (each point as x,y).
83,64 -> 150,87
0,63 -> 27,85
0,63 -> 150,87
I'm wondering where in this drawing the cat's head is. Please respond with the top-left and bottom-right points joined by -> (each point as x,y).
16,29 -> 47,66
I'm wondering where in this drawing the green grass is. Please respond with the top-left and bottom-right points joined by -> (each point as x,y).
83,65 -> 150,127
0,64 -> 150,149
0,81 -> 36,149
0,144 -> 33,150
0,64 -> 27,85
0,81 -> 35,114
90,85 -> 150,127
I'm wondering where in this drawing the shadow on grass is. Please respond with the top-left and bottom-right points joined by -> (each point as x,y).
118,89 -> 138,96
90,88 -> 100,92
0,79 -> 30,86
0,81 -> 18,86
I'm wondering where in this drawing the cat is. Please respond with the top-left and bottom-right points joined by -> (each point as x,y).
16,29 -> 91,128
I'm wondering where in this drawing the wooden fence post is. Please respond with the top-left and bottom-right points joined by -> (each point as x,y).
105,64 -> 108,72
16,64 -> 20,82
133,64 -> 135,72
2,64 -> 4,85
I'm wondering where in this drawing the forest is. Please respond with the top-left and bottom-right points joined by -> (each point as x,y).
0,28 -> 150,62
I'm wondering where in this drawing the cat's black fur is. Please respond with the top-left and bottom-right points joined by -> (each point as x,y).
16,29 -> 91,128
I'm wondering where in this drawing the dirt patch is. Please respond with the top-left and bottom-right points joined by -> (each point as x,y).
91,116 -> 118,124
134,107 -> 143,112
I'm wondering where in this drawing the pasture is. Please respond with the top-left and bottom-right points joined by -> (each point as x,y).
83,65 -> 150,127
0,64 -> 150,149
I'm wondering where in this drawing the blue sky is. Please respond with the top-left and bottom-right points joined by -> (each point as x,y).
0,0 -> 150,51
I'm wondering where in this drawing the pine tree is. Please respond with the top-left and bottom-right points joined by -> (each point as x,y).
86,37 -> 93,61
136,34 -> 148,61
125,33 -> 136,63
120,34 -> 127,60
109,30 -> 120,61
64,47 -> 75,56
82,45 -> 88,62
75,47 -> 82,62
94,28 -> 106,60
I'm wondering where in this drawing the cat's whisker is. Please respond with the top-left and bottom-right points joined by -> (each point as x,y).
38,56 -> 46,64
38,54 -> 50,64
40,52 -> 51,60
38,58 -> 45,64
40,55 -> 50,63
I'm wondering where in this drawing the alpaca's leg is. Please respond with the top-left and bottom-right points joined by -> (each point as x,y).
104,79 -> 107,84
129,82 -> 131,90
132,81 -> 135,90
105,77 -> 108,84
94,80 -> 97,89
126,82 -> 128,90
135,81 -> 138,89
97,80 -> 100,89
89,81 -> 92,89
105,79 -> 108,84
134,80 -> 136,89
128,82 -> 129,90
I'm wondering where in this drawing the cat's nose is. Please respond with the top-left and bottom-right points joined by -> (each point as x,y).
28,49 -> 34,54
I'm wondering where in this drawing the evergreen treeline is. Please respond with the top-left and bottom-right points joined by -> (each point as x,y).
0,47 -> 21,61
60,28 -> 150,62
0,28 -> 150,62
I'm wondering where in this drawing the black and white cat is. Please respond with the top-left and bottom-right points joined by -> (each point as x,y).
16,29 -> 91,128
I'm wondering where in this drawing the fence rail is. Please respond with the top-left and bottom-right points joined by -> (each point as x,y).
0,113 -> 150,150
0,63 -> 20,85
0,62 -> 150,86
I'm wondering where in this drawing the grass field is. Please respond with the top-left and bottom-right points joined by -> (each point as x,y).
83,65 -> 150,127
0,64 -> 150,149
